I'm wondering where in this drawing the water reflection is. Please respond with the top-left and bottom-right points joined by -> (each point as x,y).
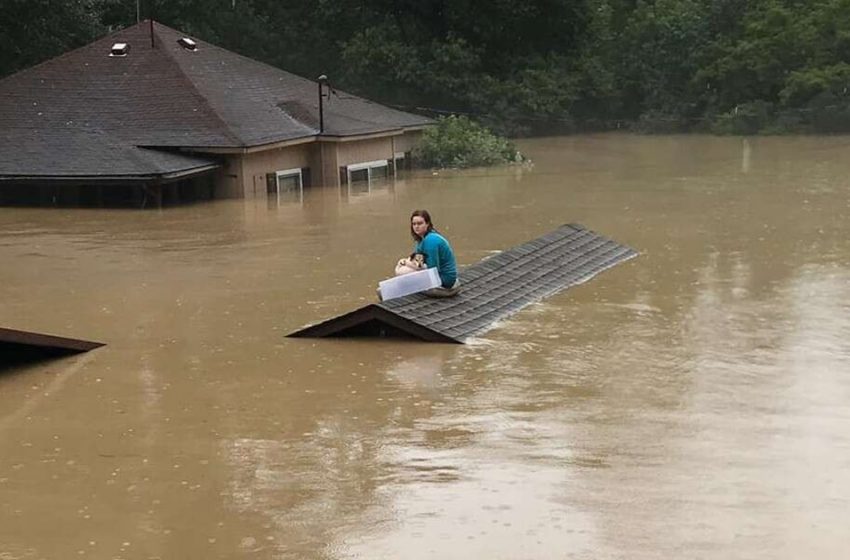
339,176 -> 396,202
267,184 -> 303,207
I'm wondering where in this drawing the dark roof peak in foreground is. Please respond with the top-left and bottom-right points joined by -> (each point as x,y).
0,327 -> 104,364
0,20 -> 431,181
289,224 -> 638,343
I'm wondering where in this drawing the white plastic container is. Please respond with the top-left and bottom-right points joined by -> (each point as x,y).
378,268 -> 442,301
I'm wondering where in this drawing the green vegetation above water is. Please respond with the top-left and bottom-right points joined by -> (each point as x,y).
413,116 -> 523,169
4,0 -> 850,136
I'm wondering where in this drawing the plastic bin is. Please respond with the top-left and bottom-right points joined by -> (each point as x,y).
378,268 -> 442,301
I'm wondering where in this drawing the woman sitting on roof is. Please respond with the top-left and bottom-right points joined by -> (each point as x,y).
410,209 -> 460,297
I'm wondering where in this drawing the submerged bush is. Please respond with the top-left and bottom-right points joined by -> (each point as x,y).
413,115 -> 523,169
710,101 -> 774,135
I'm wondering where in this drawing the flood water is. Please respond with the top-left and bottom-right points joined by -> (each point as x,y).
1,134 -> 849,559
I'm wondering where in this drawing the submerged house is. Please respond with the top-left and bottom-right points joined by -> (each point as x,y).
0,20 -> 431,206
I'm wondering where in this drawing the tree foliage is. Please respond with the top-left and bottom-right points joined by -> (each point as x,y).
0,0 -> 106,75
3,0 -> 850,134
413,116 -> 521,168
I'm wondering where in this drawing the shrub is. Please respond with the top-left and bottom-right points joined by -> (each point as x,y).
807,91 -> 850,133
413,115 -> 524,169
710,101 -> 774,134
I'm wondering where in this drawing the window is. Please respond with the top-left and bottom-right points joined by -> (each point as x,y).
393,151 -> 409,173
266,168 -> 303,204
349,168 -> 369,184
345,160 -> 390,186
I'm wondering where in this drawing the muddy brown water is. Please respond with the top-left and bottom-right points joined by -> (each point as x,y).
1,134 -> 848,559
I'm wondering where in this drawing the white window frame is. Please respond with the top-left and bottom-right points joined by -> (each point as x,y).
393,151 -> 407,176
346,159 -> 389,186
274,168 -> 303,203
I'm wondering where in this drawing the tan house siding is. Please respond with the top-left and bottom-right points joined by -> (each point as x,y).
241,144 -> 311,197
316,142 -> 340,187
336,137 -> 394,168
392,131 -> 421,155
213,158 -> 243,198
211,131 -> 425,197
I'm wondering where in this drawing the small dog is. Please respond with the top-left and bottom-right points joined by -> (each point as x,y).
394,252 -> 426,276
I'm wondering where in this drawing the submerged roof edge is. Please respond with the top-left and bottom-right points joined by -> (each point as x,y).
0,327 -> 105,352
287,305 -> 460,343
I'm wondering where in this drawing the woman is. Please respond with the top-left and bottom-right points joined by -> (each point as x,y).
410,209 -> 460,297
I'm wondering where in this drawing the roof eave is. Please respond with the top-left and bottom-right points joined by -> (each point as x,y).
185,125 -> 430,154
0,163 -> 220,185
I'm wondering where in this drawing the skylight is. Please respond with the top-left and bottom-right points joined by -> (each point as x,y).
109,43 -> 129,57
177,37 -> 197,51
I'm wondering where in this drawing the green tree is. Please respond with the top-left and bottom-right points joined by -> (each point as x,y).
0,0 -> 106,77
413,115 -> 521,168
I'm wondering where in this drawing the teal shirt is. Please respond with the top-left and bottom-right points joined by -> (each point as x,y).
415,231 -> 457,287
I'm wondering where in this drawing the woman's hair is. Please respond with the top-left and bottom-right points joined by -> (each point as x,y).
410,209 -> 435,241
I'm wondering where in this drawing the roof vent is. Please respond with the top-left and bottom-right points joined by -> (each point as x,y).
109,42 -> 129,57
177,37 -> 198,51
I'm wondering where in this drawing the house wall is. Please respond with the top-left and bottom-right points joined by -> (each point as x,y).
213,158 -> 243,198
212,130 -> 425,197
393,131 -> 421,155
314,142 -> 340,188
246,143 -> 312,198
336,137 -> 394,169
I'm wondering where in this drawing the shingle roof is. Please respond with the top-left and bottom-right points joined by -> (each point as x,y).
0,20 -> 432,180
0,126 -> 219,181
288,224 -> 638,343
155,24 -> 432,144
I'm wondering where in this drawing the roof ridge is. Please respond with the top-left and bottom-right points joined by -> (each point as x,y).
151,22 -> 245,147
194,38 -> 416,129
154,23 -> 326,143
184,32 -> 317,89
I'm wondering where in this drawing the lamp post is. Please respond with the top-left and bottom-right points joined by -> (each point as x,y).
317,74 -> 328,134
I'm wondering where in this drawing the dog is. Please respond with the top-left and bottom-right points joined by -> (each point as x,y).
394,252 -> 426,276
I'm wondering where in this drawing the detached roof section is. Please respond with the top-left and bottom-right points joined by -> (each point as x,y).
0,20 -> 432,180
289,224 -> 638,343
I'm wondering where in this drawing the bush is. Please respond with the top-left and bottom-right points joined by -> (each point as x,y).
413,115 -> 523,169
710,101 -> 774,134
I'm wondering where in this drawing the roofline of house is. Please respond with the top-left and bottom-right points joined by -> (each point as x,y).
0,163 -> 221,185
322,125 -> 430,142
175,125 -> 431,154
